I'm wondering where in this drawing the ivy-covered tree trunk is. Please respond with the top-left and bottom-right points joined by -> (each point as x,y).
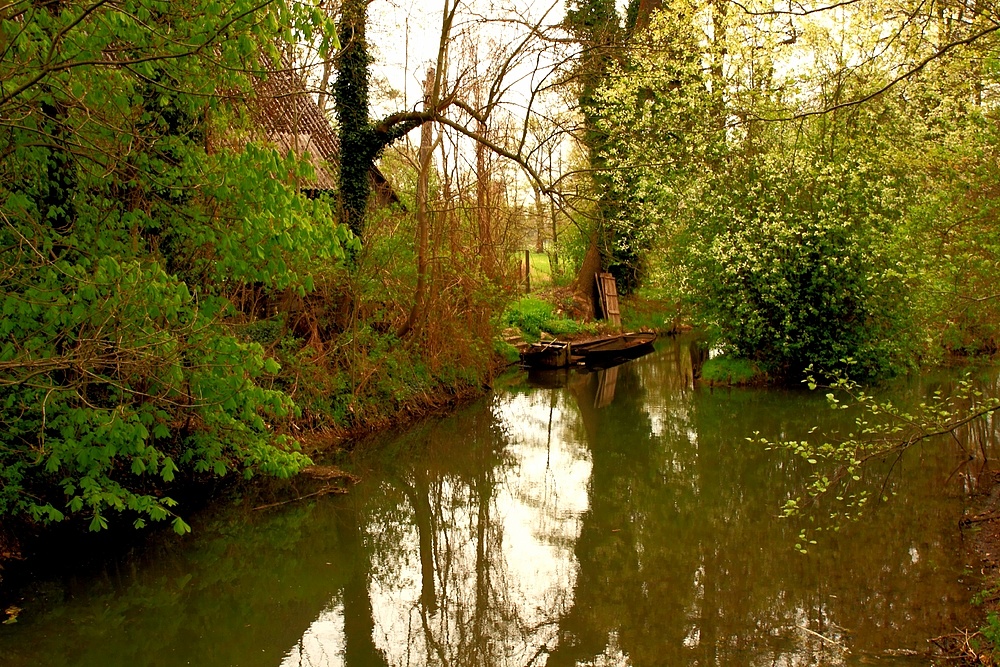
565,0 -> 621,214
566,0 -> 662,309
564,0 -> 623,315
334,0 -> 432,239
335,0 -> 379,238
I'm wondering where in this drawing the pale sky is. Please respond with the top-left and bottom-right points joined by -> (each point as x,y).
367,0 -> 569,117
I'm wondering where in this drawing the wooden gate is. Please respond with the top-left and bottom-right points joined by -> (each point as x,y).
595,272 -> 621,326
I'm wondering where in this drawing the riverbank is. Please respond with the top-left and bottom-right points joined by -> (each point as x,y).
0,355 -> 504,604
0,291 -> 668,603
950,470 -> 1000,665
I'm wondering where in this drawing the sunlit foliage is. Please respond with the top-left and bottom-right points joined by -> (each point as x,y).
593,0 -> 1000,379
0,0 -> 347,532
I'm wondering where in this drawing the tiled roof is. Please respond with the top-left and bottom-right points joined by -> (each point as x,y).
253,63 -> 397,202
254,64 -> 339,189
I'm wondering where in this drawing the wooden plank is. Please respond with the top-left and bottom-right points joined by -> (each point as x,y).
595,272 -> 621,326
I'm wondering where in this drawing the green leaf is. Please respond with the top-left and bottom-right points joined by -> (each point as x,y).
172,517 -> 192,535
89,514 -> 109,532
161,458 -> 178,482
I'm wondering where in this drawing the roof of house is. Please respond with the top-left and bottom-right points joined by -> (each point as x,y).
253,63 -> 397,203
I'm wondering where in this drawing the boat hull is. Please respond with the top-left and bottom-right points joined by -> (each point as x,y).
520,341 -> 571,369
519,333 -> 657,369
571,332 -> 657,366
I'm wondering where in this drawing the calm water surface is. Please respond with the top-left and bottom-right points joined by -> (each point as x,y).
1,338 -> 994,667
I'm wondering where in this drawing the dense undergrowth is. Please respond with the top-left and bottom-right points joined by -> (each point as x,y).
0,0 -> 517,552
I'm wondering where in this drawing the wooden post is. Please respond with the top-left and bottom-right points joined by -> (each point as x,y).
525,249 -> 531,294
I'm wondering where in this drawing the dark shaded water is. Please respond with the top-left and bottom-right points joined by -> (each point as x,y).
0,338 -> 994,666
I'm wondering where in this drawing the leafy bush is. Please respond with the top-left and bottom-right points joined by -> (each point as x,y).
700,356 -> 763,385
502,298 -> 554,338
493,340 -> 522,364
975,612 -> 1000,661
681,156 -> 918,381
0,0 -> 342,533
621,288 -> 683,332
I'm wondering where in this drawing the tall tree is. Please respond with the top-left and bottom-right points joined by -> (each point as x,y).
564,0 -> 668,308
334,0 -> 458,238
563,0 -> 623,317
332,0 -> 570,245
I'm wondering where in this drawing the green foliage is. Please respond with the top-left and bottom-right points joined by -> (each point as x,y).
296,324 -> 487,430
970,611 -> 1000,662
905,125 -> 1000,358
493,340 -> 522,364
620,288 -> 684,332
563,0 -> 630,283
502,298 -> 555,337
549,213 -> 589,282
590,0 -> 1000,376
255,196 -> 507,434
681,155 -> 917,381
596,9 -> 719,294
700,356 -> 763,385
596,5 -> 922,379
502,297 -> 593,342
0,0 -> 347,531
973,587 -> 1000,607
527,252 -> 553,286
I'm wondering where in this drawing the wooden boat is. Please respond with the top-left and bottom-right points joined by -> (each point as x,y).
570,332 -> 657,366
519,340 -> 571,369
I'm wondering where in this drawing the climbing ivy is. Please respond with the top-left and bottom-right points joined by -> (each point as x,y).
334,0 -> 424,239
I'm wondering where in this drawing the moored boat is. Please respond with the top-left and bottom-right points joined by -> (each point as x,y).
519,332 -> 658,369
519,340 -> 571,369
570,332 -> 657,366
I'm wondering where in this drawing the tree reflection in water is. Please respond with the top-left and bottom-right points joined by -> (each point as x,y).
0,338 -> 987,667
305,337 -> 981,667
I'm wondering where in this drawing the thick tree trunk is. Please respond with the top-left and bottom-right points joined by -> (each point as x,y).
335,0 -> 375,238
334,0 -> 427,240
572,231 -> 603,320
628,0 -> 663,34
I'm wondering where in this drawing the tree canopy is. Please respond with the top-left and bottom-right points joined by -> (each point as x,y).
587,0 -> 1000,378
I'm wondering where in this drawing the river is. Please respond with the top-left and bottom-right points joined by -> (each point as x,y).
0,336 -> 992,666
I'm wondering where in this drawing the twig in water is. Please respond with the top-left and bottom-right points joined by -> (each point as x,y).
252,485 -> 346,511
796,625 -> 850,653
960,511 -> 1000,526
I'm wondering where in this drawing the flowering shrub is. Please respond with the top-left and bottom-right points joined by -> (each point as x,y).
681,155 -> 916,380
